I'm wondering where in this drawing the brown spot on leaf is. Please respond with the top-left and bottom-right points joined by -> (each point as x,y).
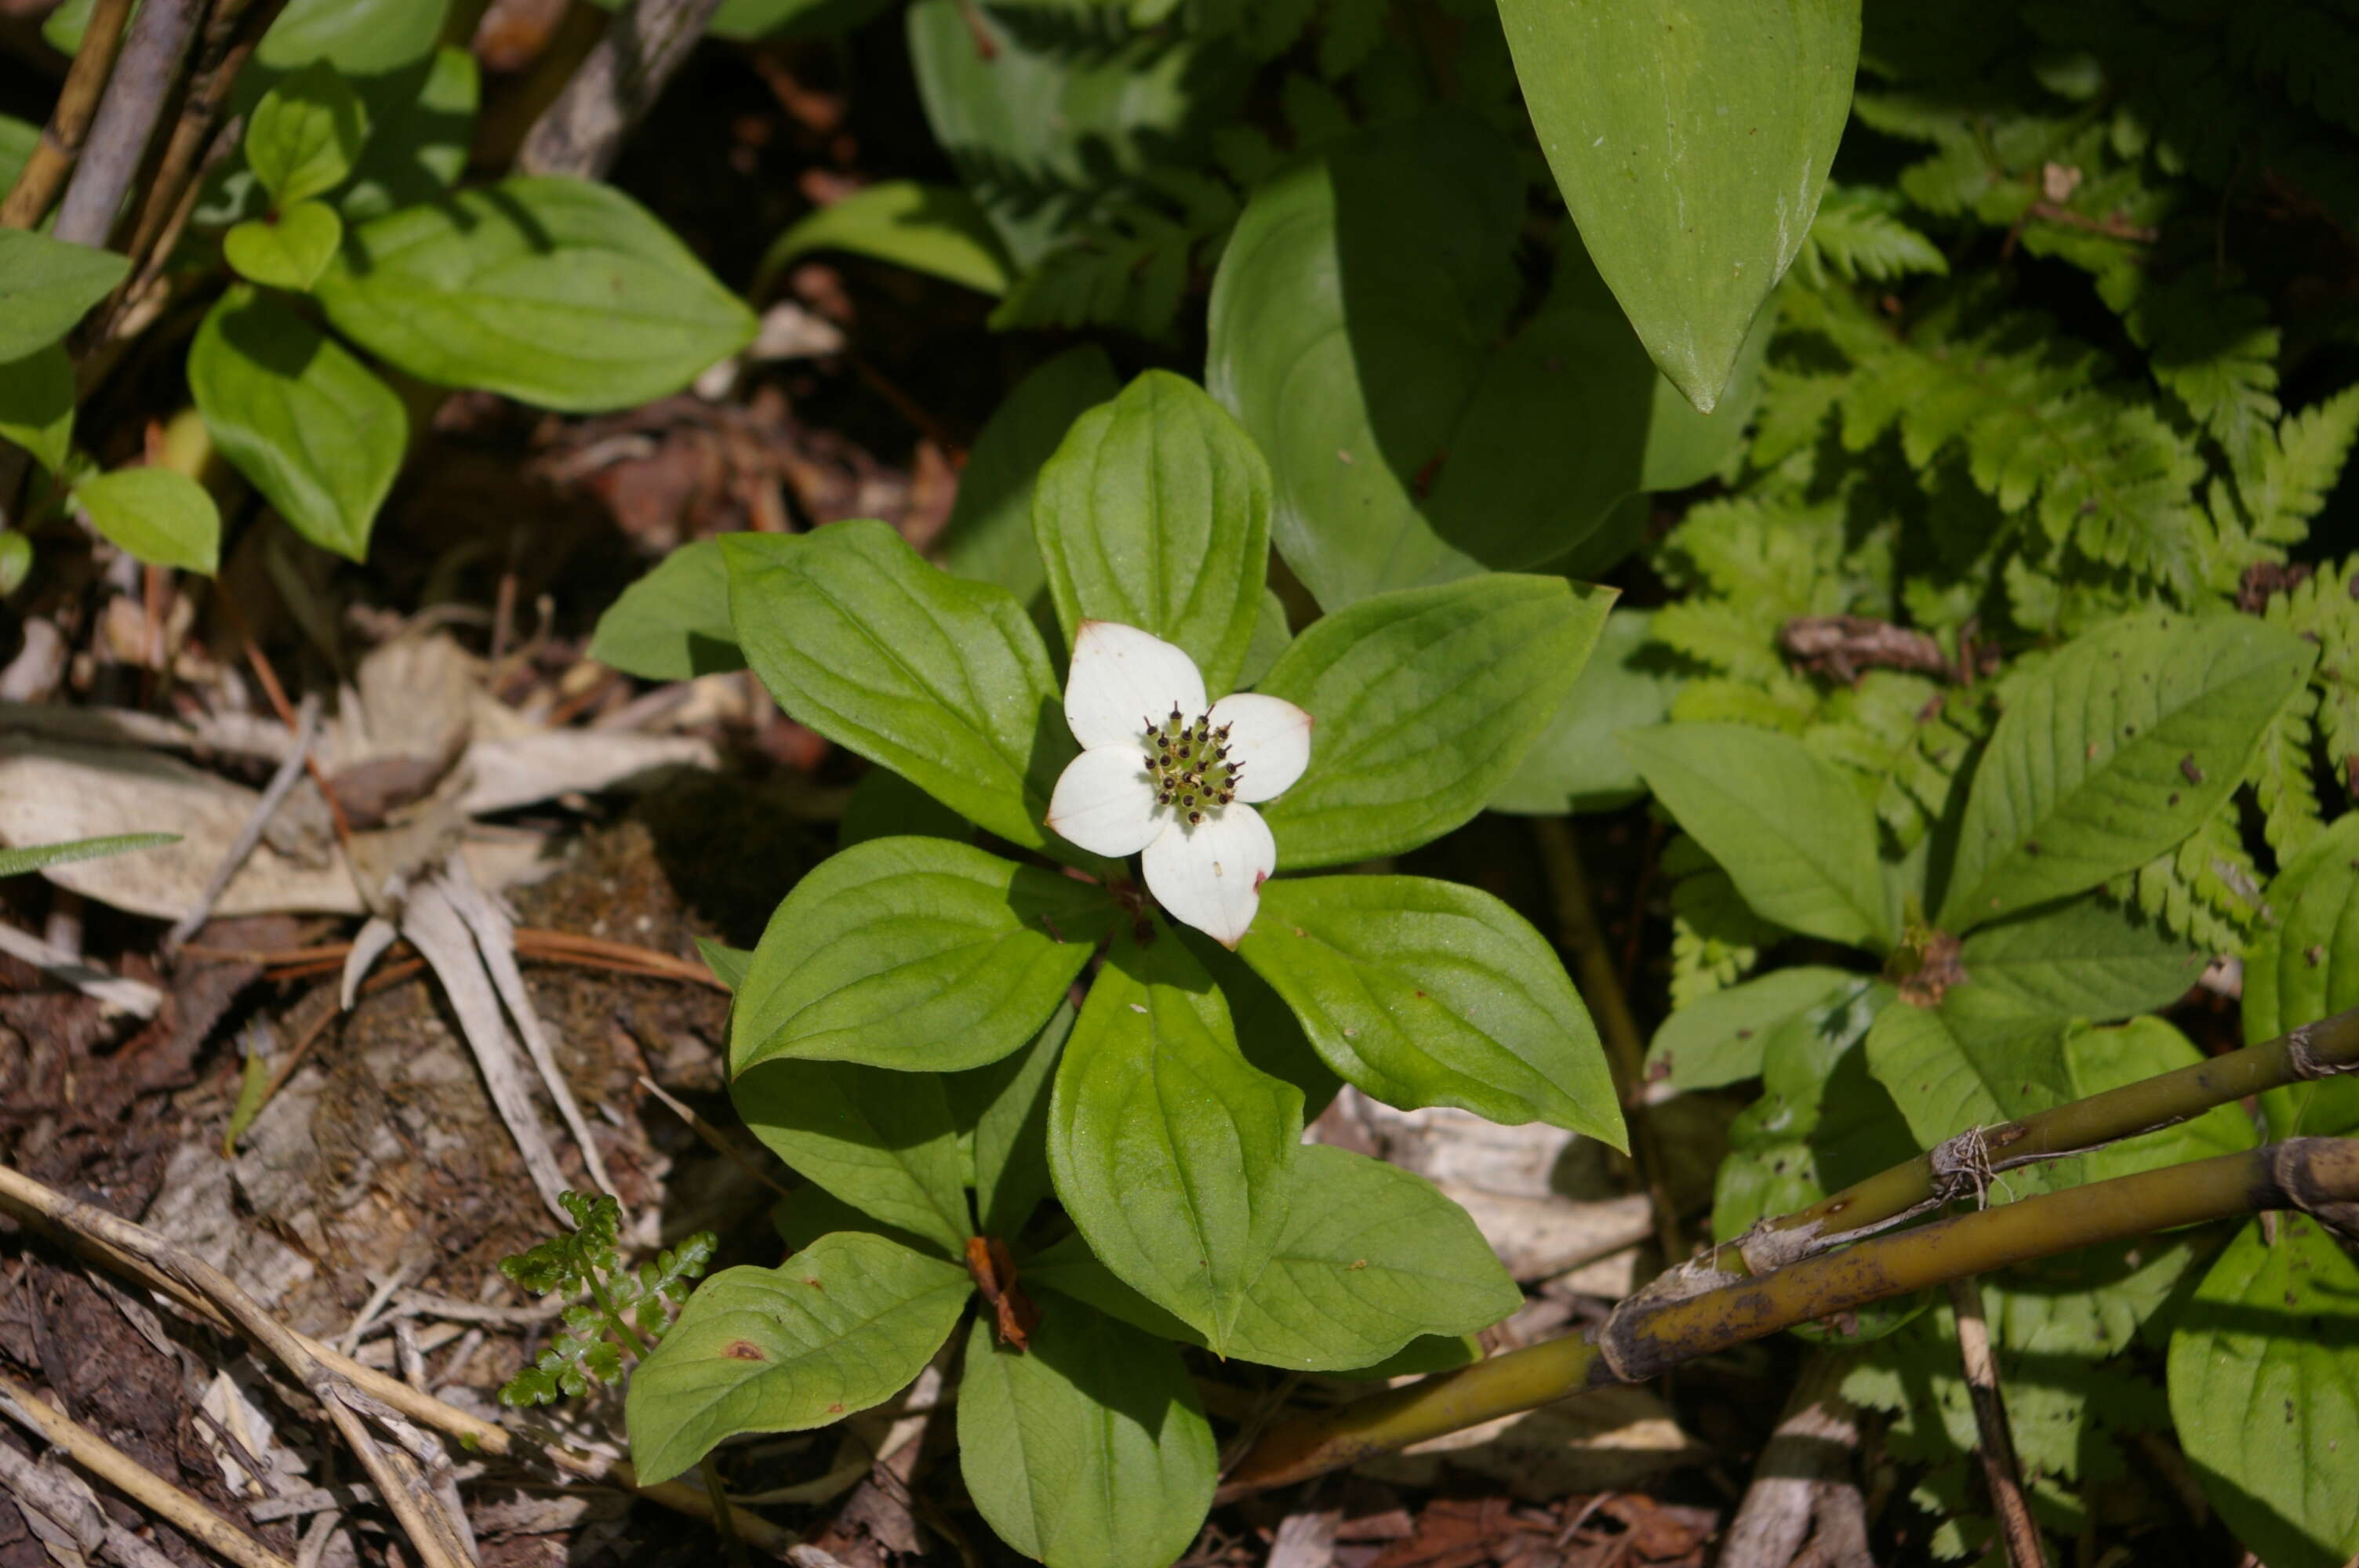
722,1340 -> 767,1361
2180,754 -> 2205,784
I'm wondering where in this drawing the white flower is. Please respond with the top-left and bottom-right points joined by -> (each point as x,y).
1045,622 -> 1313,948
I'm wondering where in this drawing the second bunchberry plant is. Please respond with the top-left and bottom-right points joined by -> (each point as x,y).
600,371 -> 1627,1568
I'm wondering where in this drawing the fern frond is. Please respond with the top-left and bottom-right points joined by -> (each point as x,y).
2269,554 -> 2359,797
2121,272 -> 2281,471
2241,387 -> 2359,543
1668,856 -> 1777,1007
1797,184 -> 1950,289
2247,687 -> 2324,863
988,169 -> 1237,337
2114,807 -> 2265,953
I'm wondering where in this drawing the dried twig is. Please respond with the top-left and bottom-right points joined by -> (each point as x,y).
516,0 -> 729,180
0,918 -> 163,1016
167,691 -> 322,949
0,1370 -> 294,1568
0,1428 -> 182,1568
0,0 -> 137,229
50,0 -> 204,249
1946,1276 -> 2048,1567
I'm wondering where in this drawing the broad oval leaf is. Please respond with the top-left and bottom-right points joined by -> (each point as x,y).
732,836 -> 1115,1074
1256,575 -> 1613,867
0,230 -> 129,361
190,288 -> 405,561
340,45 -> 476,221
1498,0 -> 1858,411
224,201 -> 344,292
1951,891 -> 2205,1023
723,521 -> 1069,853
253,0 -> 449,81
732,1058 -> 972,1258
2244,813 -> 2359,1138
1490,610 -> 1682,816
937,345 -> 1120,607
1623,722 -> 1892,951
1206,114 -> 1763,610
957,1299 -> 1216,1568
1938,611 -> 2314,931
1045,924 -> 1301,1352
2169,1215 -> 2359,1568
1239,876 -> 1623,1145
587,539 -> 743,680
1645,964 -> 1868,1092
0,343 -> 75,475
74,469 -> 220,575
245,60 -> 370,205
755,180 -> 1012,296
314,176 -> 756,412
1032,370 -> 1273,694
626,1232 -> 970,1486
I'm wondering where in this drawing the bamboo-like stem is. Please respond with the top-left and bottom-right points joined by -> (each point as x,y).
1219,1137 -> 2359,1497
1946,1276 -> 2048,1567
0,0 -> 137,230
1532,816 -> 1684,1260
0,1370 -> 296,1568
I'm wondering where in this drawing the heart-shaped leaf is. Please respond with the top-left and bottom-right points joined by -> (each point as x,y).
245,59 -> 370,205
1497,0 -> 1859,410
224,200 -> 346,292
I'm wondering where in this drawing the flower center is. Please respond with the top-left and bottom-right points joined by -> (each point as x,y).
1143,706 -> 1241,827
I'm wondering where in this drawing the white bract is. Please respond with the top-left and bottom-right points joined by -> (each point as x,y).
1046,622 -> 1313,947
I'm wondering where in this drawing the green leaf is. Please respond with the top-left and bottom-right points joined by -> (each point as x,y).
0,833 -> 180,880
0,532 -> 27,597
961,1000 -> 1073,1239
1236,588 -> 1292,690
74,469 -> 220,575
1489,610 -> 1681,816
340,45 -> 476,220
2244,814 -> 2359,1139
0,230 -> 129,361
591,0 -> 896,39
188,288 -> 405,561
254,0 -> 449,82
1952,891 -> 2206,1023
732,1058 -> 972,1258
1045,923 -> 1301,1352
625,1232 -> 971,1486
314,176 -> 756,412
906,0 -> 1246,268
756,180 -> 1012,296
957,1300 -> 1216,1568
2068,1018 -> 2257,1181
1646,964 -> 1868,1092
722,522 -> 1069,853
1207,114 -> 1717,608
245,60 -> 370,205
1939,612 -> 2314,931
1256,575 -> 1613,867
0,115 -> 38,196
1862,998 -> 2077,1198
588,539 -> 744,680
2170,1215 -> 2359,1568
1032,370 -> 1273,693
0,343 -> 75,475
1624,723 -> 1893,951
693,937 -> 752,993
937,345 -> 1120,607
1030,1142 -> 1518,1371
1240,876 -> 1623,1144
732,836 -> 1114,1075
224,201 -> 346,292
1497,0 -> 1858,410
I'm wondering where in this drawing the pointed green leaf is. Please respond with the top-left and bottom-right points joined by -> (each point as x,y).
956,1299 -> 1215,1568
74,469 -> 220,575
626,1232 -> 970,1486
0,532 -> 27,597
0,343 -> 75,475
1646,964 -> 1869,1092
937,345 -> 1120,607
189,288 -> 405,561
0,833 -> 180,880
732,837 -> 1114,1075
1256,575 -> 1613,867
732,1059 -> 972,1258
245,60 -> 370,205
1045,924 -> 1301,1352
588,539 -> 744,680
314,176 -> 756,412
1624,722 -> 1892,950
224,201 -> 346,292
1939,611 -> 2314,931
693,937 -> 752,993
1240,876 -> 1623,1144
723,522 -> 1069,853
1031,370 -> 1273,694
2170,1215 -> 2359,1568
1952,891 -> 2206,1023
1497,0 -> 1858,409
756,180 -> 1012,296
2244,814 -> 2359,1138
0,230 -> 129,361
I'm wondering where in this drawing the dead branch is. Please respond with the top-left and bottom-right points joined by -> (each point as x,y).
1946,1276 -> 2048,1567
50,0 -> 204,249
516,0 -> 729,180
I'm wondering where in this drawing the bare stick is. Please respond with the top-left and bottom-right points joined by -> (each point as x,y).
0,0 -> 137,230
51,0 -> 205,249
1721,1355 -> 1863,1568
515,0 -> 729,180
1947,1276 -> 2048,1567
0,1370 -> 295,1568
167,690 -> 321,949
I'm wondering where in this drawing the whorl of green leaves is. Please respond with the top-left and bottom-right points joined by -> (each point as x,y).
496,1192 -> 716,1407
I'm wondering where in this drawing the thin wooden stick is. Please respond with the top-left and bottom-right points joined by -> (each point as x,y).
0,1370 -> 295,1568
50,0 -> 204,249
0,0 -> 136,230
1947,1276 -> 2049,1567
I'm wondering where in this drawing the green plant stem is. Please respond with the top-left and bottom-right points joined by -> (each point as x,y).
587,1271 -> 653,1359
1219,1135 -> 2359,1497
702,1452 -> 751,1568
